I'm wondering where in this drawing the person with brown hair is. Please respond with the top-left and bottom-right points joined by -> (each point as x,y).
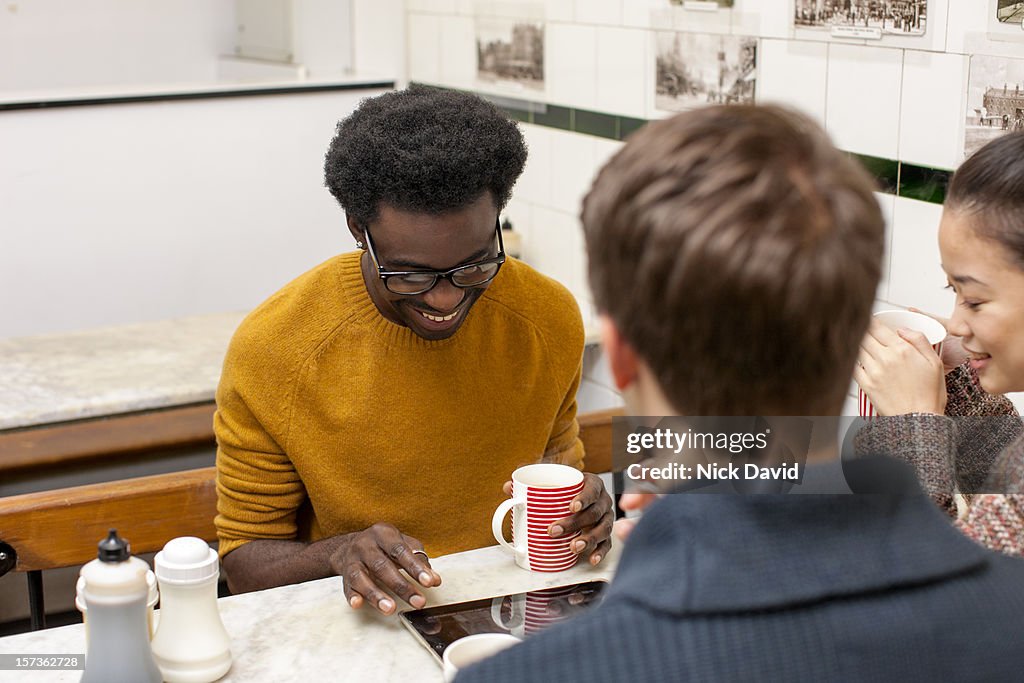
855,132 -> 1024,556
456,106 -> 1024,682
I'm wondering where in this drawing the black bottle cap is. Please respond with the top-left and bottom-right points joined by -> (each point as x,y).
501,218 -> 513,231
97,529 -> 130,563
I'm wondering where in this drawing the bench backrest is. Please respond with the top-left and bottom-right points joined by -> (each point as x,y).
0,407 -> 621,574
0,467 -> 218,573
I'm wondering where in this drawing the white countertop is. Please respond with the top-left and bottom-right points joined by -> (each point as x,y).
0,312 -> 247,430
0,543 -> 620,682
0,74 -> 395,108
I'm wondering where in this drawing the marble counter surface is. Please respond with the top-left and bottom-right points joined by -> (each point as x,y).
0,310 -> 605,432
0,312 -> 247,430
0,543 -> 620,682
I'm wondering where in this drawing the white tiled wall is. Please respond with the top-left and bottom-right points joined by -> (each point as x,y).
439,16 -> 478,90
516,124 -> 554,207
673,2 -> 732,34
548,130 -> 597,215
404,1 -> 1023,408
757,38 -> 828,126
574,0 -> 622,26
733,0 -> 792,40
621,0 -> 668,30
545,0 -> 575,23
899,50 -> 969,170
875,192 -> 896,303
825,44 -> 904,160
887,198 -> 955,317
595,27 -> 649,118
592,137 -> 624,178
407,13 -> 442,84
545,23 -> 598,108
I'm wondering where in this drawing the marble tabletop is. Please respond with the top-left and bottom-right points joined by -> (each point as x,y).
0,543 -> 620,682
0,312 -> 247,430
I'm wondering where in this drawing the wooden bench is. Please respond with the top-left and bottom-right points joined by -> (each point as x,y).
0,467 -> 218,630
0,405 -> 621,630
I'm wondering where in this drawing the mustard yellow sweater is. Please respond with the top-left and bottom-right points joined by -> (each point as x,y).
214,251 -> 584,558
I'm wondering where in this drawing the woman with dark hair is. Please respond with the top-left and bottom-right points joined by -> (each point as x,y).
856,132 -> 1024,556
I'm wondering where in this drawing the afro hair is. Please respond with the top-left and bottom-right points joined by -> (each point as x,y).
324,85 -> 528,226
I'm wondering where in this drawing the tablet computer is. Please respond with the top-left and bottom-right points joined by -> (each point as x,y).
399,579 -> 609,664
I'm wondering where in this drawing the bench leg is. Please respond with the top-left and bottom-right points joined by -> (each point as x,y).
28,570 -> 45,630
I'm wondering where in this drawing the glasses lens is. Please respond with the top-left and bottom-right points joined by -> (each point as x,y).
387,273 -> 437,294
451,262 -> 501,287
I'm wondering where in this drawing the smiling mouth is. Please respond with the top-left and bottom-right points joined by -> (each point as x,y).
963,346 -> 991,361
419,310 -> 459,323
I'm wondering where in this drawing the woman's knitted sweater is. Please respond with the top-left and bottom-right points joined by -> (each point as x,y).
856,363 -> 1024,556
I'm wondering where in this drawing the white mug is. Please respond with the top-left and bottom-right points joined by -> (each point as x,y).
442,633 -> 521,682
858,309 -> 946,418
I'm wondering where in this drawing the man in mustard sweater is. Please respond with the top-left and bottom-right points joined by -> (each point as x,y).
213,86 -> 613,613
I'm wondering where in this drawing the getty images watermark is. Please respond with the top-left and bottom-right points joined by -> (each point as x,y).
625,423 -> 800,483
616,417 -> 808,493
611,415 -> 1024,495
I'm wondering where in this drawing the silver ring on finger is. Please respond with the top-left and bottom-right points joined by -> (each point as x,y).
412,549 -> 429,561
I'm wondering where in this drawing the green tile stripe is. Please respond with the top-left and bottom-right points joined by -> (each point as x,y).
898,163 -> 952,204
574,108 -> 618,139
850,153 -> 900,196
847,154 -> 952,205
412,82 -> 951,204
533,103 -> 572,131
410,82 -> 645,141
619,116 -> 647,139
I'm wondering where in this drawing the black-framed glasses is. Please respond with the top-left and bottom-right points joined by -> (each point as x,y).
363,219 -> 506,295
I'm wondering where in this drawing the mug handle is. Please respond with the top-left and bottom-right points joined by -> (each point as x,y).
489,595 -> 524,630
491,496 -> 524,553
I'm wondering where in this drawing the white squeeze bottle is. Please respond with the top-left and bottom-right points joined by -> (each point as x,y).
77,563 -> 159,641
150,536 -> 232,682
79,529 -> 162,683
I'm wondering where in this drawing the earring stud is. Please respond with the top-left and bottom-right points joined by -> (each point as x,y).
356,240 -> 365,249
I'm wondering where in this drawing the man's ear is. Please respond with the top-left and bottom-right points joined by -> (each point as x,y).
599,314 -> 639,392
346,214 -> 365,248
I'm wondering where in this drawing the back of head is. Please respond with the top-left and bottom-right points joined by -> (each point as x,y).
583,105 -> 884,415
947,132 -> 1024,269
324,85 -> 527,225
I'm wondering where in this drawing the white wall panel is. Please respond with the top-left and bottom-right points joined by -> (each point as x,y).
826,44 -> 903,159
757,38 -> 828,126
0,90 -> 385,338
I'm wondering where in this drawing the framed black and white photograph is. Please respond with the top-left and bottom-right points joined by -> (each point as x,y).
965,54 -> 1024,157
997,0 -> 1024,24
984,0 -> 1024,39
476,18 -> 545,93
794,1 -> 927,39
655,32 -> 757,112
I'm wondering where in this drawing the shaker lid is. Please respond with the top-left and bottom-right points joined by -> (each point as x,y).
98,529 -> 130,563
155,537 -> 218,583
